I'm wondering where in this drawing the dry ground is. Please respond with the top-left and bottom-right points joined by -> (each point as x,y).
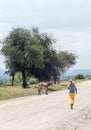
0,80 -> 91,130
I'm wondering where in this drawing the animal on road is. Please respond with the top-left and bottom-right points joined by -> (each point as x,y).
38,81 -> 53,95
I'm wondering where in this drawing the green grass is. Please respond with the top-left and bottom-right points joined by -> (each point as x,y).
48,81 -> 67,91
0,87 -> 38,100
0,80 -> 67,100
0,79 -> 89,101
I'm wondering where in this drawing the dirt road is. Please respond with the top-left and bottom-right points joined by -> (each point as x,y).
0,80 -> 91,130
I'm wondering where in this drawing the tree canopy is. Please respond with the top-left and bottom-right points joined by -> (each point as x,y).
1,27 -> 77,87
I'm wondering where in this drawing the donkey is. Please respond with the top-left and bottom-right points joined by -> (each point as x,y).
38,81 -> 53,95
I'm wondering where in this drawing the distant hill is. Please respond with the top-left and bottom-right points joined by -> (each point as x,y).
61,69 -> 91,80
66,69 -> 91,75
0,68 -> 10,81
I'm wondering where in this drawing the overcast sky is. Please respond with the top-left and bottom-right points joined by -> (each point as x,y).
0,0 -> 91,69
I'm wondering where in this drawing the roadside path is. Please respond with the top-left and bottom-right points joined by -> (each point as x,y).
0,80 -> 91,130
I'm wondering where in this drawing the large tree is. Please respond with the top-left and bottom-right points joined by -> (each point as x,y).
1,28 -> 44,88
1,27 -> 77,86
31,50 -> 77,83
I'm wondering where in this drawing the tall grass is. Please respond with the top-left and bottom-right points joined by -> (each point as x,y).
0,79 -> 89,101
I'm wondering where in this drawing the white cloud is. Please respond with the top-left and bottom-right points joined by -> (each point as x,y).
0,0 -> 91,69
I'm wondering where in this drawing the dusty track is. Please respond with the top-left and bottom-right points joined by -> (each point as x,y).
0,80 -> 91,130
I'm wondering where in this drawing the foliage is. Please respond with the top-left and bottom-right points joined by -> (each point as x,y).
57,51 -> 77,71
0,80 -> 66,100
56,51 -> 77,82
1,28 -> 44,88
0,80 -> 5,86
0,79 -> 89,100
75,74 -> 85,79
1,27 -> 77,87
28,77 -> 38,84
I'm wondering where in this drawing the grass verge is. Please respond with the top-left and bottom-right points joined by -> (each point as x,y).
0,79 -> 89,101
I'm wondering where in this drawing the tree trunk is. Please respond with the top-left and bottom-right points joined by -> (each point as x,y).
11,75 -> 14,86
22,71 -> 27,88
54,77 -> 57,84
11,73 -> 15,86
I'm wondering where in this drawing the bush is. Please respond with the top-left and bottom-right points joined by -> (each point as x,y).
75,74 -> 85,79
28,77 -> 38,84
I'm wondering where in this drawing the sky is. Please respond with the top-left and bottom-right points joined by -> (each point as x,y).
0,0 -> 91,69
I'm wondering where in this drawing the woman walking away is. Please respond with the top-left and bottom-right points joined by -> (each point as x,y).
67,79 -> 77,109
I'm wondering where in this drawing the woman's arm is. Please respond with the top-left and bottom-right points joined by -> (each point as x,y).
74,85 -> 77,94
67,84 -> 70,89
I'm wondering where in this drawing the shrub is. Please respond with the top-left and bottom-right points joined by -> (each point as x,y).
75,74 -> 85,79
28,77 -> 38,84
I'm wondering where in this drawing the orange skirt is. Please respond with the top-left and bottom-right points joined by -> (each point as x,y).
69,93 -> 75,104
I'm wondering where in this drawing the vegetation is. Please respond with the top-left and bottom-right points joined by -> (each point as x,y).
0,78 -> 88,101
75,74 -> 85,79
1,27 -> 77,88
0,80 -> 67,100
0,86 -> 38,100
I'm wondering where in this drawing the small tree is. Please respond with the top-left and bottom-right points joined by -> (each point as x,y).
75,74 -> 85,79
